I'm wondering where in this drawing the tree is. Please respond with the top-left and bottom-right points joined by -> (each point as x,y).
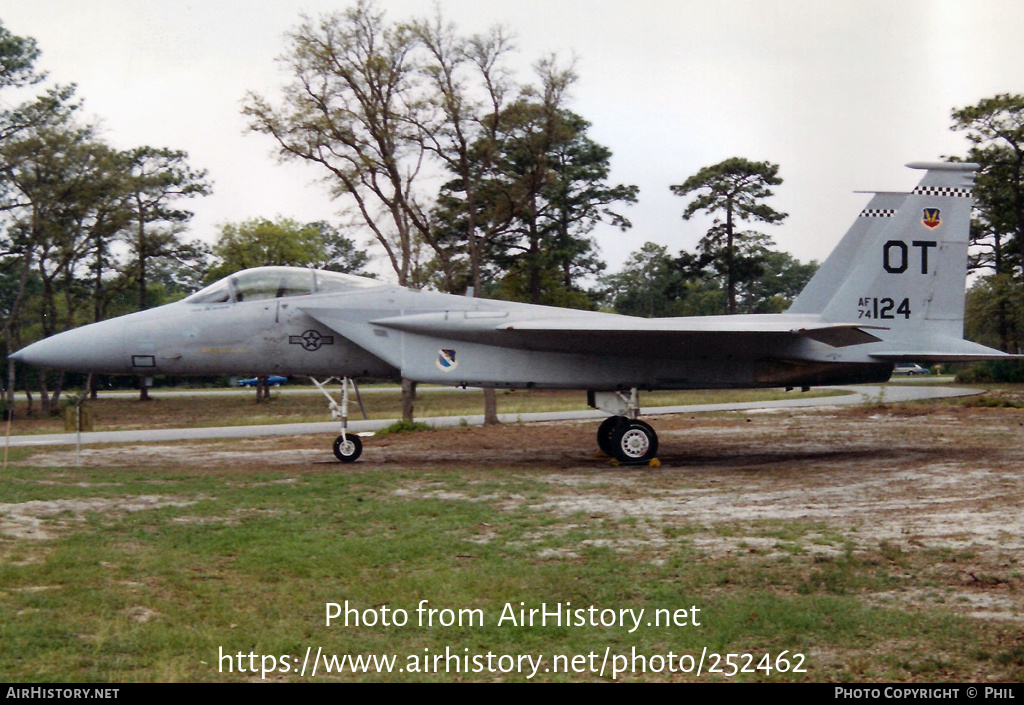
951,95 -> 1024,354
0,20 -> 41,90
0,18 -> 52,146
114,146 -> 210,401
599,242 -> 680,317
411,15 -> 528,426
243,1 -> 426,287
689,224 -> 774,313
305,221 -> 371,275
1,119 -> 123,413
120,146 -> 211,311
410,14 -> 516,299
209,217 -> 328,279
537,108 -> 638,305
141,240 -> 213,304
244,0 -> 432,421
962,153 -> 1019,352
0,23 -> 81,353
413,38 -> 638,307
0,20 -> 73,412
483,55 -> 638,307
460,99 -> 637,307
208,217 -> 369,279
601,242 -> 814,318
0,24 -> 212,408
964,275 -> 1022,354
735,250 -> 818,313
670,158 -> 787,314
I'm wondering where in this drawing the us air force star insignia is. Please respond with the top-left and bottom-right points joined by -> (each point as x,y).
289,329 -> 335,351
922,208 -> 942,229
436,348 -> 458,371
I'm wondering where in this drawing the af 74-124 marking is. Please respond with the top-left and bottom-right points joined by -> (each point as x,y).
857,297 -> 911,320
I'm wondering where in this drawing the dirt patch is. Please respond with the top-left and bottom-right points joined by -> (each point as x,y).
23,439 -> 327,469
0,495 -> 198,540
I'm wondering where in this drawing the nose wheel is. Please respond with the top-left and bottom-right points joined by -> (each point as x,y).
333,433 -> 363,462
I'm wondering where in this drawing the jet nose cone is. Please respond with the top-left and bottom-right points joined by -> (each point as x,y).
11,319 -> 129,373
10,338 -> 58,368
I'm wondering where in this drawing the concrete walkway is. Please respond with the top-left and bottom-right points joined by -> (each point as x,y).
4,384 -> 982,448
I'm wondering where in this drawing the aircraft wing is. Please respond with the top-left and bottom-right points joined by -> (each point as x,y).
356,311 -> 884,359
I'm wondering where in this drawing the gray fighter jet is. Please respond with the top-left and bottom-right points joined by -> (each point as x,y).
11,162 -> 1020,463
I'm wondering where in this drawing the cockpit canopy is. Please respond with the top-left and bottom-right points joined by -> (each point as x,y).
184,266 -> 381,304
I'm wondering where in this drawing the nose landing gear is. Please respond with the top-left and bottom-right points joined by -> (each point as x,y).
311,376 -> 366,462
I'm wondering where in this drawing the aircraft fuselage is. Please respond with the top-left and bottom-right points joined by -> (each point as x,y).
14,280 -> 891,390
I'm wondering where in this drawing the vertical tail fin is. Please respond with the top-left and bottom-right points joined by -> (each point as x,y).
789,191 -> 910,314
793,162 -> 978,344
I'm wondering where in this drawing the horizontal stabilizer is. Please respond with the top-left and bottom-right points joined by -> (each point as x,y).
870,337 -> 1024,363
871,353 -> 1024,363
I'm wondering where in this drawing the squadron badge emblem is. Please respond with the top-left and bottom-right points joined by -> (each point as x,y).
436,348 -> 458,372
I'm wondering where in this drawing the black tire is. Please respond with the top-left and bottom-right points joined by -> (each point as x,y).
610,420 -> 658,464
333,433 -> 363,462
597,415 -> 627,455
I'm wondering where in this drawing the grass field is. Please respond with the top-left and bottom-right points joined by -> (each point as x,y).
2,387 -> 1023,682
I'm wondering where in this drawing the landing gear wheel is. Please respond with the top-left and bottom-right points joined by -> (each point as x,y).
333,433 -> 362,462
610,420 -> 658,465
597,415 -> 627,455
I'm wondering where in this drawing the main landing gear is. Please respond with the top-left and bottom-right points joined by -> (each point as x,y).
310,376 -> 366,462
588,389 -> 660,466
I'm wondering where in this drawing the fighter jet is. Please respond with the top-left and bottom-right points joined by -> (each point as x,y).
11,162 -> 1020,463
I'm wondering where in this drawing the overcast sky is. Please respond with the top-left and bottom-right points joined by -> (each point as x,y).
3,0 -> 1023,281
